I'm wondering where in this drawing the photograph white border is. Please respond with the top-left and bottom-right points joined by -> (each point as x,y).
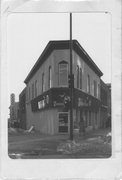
0,0 -> 122,179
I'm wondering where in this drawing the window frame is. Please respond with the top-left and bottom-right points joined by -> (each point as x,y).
93,80 -> 97,97
29,87 -> 31,101
58,61 -> 68,87
87,75 -> 90,94
48,66 -> 52,89
77,65 -> 80,89
42,72 -> 45,93
32,83 -> 34,99
80,67 -> 82,90
35,80 -> 37,97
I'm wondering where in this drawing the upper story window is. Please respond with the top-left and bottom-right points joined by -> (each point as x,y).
98,83 -> 100,99
42,73 -> 45,93
59,61 -> 68,87
93,80 -> 97,97
77,65 -> 79,88
80,68 -> 82,89
29,87 -> 31,101
35,80 -> 37,97
32,83 -> 34,99
48,66 -> 52,89
87,75 -> 90,94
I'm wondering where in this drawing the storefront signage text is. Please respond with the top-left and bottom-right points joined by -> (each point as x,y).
38,95 -> 49,110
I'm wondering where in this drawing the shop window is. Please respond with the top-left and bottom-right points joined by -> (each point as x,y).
48,66 -> 52,89
42,73 -> 45,93
35,80 -> 37,97
59,61 -> 68,86
87,75 -> 90,94
77,65 -> 79,88
80,68 -> 82,89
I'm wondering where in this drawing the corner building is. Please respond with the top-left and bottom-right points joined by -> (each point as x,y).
24,40 -> 103,135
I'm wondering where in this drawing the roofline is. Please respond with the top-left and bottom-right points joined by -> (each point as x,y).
24,40 -> 103,84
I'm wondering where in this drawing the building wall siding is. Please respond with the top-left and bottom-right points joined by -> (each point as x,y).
53,49 -> 100,99
26,51 -> 55,103
26,103 -> 57,134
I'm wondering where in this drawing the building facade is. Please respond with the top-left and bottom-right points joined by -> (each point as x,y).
24,40 -> 103,134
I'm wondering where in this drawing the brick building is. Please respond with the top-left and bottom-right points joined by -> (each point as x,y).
19,88 -> 26,129
23,40 -> 105,135
100,81 -> 111,128
9,93 -> 19,127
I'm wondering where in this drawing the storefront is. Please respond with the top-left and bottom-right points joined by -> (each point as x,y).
30,87 -> 101,134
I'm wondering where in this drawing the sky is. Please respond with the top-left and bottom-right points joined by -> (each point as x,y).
7,13 -> 111,103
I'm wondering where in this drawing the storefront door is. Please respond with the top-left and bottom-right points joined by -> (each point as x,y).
58,112 -> 68,133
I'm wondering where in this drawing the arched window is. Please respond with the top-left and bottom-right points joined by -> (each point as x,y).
93,80 -> 97,97
98,83 -> 100,99
35,80 -> 37,97
32,83 -> 34,99
87,75 -> 90,94
28,87 -> 31,101
59,61 -> 68,86
42,73 -> 45,93
77,65 -> 79,88
80,68 -> 82,89
48,66 -> 52,89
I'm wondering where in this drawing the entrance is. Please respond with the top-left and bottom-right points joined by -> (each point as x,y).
58,112 -> 68,133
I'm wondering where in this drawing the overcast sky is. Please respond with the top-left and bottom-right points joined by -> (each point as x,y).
7,13 -> 111,103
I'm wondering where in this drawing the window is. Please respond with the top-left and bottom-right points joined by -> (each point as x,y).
94,80 -> 97,97
42,73 -> 45,93
32,83 -> 34,99
98,84 -> 100,98
59,61 -> 68,86
87,75 -> 90,93
77,65 -> 79,88
35,80 -> 37,97
48,66 -> 52,89
80,68 -> 82,89
29,87 -> 31,101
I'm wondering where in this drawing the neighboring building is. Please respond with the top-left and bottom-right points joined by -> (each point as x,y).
9,93 -> 19,127
19,88 -> 26,129
106,83 -> 111,116
106,83 -> 111,127
23,40 -> 104,135
100,80 -> 111,128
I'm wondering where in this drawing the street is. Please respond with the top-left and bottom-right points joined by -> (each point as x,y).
8,128 -> 111,159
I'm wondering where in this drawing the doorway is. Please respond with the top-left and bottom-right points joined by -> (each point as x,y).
58,112 -> 68,133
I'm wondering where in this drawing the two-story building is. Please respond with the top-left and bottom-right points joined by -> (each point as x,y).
24,40 -> 103,134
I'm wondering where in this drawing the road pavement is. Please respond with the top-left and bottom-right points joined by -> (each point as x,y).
8,128 -> 111,159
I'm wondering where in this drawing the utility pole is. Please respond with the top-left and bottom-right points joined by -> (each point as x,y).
69,13 -> 74,140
